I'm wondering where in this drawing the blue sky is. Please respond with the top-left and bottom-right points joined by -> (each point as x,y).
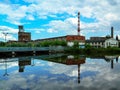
0,0 -> 120,41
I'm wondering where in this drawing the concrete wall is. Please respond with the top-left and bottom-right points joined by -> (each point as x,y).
0,47 -> 49,52
49,46 -> 65,52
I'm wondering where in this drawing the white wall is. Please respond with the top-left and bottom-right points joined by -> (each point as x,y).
67,41 -> 85,48
67,42 -> 74,47
104,38 -> 118,48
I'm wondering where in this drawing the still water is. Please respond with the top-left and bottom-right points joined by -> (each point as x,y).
0,54 -> 120,90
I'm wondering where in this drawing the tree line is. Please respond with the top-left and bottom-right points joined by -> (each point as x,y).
0,40 -> 67,47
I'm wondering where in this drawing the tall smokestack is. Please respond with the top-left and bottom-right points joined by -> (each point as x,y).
111,26 -> 114,38
78,12 -> 80,36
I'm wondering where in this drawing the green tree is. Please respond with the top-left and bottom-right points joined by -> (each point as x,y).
0,42 -> 6,47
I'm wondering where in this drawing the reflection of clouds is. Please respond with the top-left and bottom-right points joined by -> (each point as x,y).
0,73 -> 27,90
0,61 -> 18,70
46,62 -> 78,77
0,58 -> 18,70
79,58 -> 120,90
1,72 -> 120,90
35,61 -> 45,66
42,57 -> 120,90
48,62 -> 55,66
35,59 -> 54,66
34,59 -> 79,77
81,58 -> 110,72
1,57 -> 120,90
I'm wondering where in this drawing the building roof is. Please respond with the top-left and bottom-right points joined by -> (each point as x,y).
35,36 -> 66,41
105,38 -> 118,41
35,35 -> 85,42
66,35 -> 85,41
19,32 -> 31,34
86,37 -> 106,43
90,37 -> 106,41
86,39 -> 105,43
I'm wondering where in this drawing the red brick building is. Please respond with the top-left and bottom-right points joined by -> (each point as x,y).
35,35 -> 85,47
66,35 -> 85,42
66,35 -> 85,47
18,25 -> 31,42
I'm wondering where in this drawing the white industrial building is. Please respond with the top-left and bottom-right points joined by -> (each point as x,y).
86,27 -> 119,48
104,38 -> 118,48
86,37 -> 119,48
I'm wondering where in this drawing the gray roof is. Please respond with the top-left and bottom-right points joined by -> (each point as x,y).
86,40 -> 105,43
86,37 -> 106,43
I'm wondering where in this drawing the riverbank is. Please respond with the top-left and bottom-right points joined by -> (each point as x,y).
0,47 -> 50,57
0,46 -> 120,58
64,47 -> 120,55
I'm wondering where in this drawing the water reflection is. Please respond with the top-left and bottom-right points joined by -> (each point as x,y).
17,54 -> 86,84
0,54 -> 120,90
19,59 -> 31,72
3,59 -> 9,76
104,55 -> 119,69
44,54 -> 86,84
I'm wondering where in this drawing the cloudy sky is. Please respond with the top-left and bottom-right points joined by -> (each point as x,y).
0,0 -> 120,41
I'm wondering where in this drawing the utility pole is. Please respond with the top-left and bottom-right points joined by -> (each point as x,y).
2,32 -> 9,42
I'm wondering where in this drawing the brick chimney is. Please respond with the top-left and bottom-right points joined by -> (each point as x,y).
111,26 -> 113,38
78,12 -> 80,36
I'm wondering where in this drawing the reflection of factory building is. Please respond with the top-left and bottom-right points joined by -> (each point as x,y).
86,27 -> 119,48
18,25 -> 31,42
104,55 -> 119,69
66,55 -> 85,65
66,55 -> 85,83
18,59 -> 31,72
45,55 -> 86,84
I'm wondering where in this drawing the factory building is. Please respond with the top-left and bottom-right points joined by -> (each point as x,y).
86,37 -> 106,48
35,35 -> 85,46
104,38 -> 118,48
86,27 -> 119,48
18,25 -> 31,42
66,35 -> 85,47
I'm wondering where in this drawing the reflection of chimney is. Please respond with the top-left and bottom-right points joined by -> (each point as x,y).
111,26 -> 114,38
116,57 -> 118,63
19,66 -> 25,72
78,64 -> 80,84
111,60 -> 114,69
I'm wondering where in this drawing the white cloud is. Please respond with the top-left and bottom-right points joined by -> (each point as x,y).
47,28 -> 57,33
44,18 -> 77,35
26,28 -> 45,34
0,0 -> 120,38
44,17 -> 105,36
26,15 -> 35,20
